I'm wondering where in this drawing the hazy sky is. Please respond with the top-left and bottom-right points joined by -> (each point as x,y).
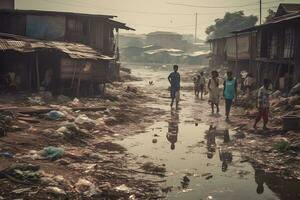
16,0 -> 299,39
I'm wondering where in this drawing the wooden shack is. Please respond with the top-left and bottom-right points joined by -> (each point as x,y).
0,9 -> 134,84
234,4 -> 300,90
0,33 -> 114,96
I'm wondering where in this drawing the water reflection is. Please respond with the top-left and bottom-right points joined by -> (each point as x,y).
254,168 -> 300,200
219,148 -> 233,172
166,110 -> 179,150
255,169 -> 265,194
206,125 -> 216,159
205,125 -> 233,171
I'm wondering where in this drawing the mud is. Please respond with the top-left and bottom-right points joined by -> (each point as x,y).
118,65 -> 300,200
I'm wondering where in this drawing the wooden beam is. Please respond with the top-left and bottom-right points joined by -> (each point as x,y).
235,33 -> 238,76
35,53 -> 40,91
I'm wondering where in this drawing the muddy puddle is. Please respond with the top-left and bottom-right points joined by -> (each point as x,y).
119,65 -> 300,200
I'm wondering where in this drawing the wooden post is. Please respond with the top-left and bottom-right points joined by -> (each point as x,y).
76,63 -> 81,97
235,33 -> 239,76
28,62 -> 32,91
249,32 -> 252,73
35,53 -> 40,91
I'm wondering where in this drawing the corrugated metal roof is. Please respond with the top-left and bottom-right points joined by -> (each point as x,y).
108,20 -> 135,31
232,11 -> 300,34
0,33 -> 113,61
0,9 -> 134,31
279,4 -> 300,13
0,9 -> 116,19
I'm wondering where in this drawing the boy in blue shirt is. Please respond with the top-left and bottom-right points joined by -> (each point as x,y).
223,71 -> 237,121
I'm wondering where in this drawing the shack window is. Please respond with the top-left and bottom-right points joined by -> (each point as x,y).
270,32 -> 278,58
284,27 -> 295,58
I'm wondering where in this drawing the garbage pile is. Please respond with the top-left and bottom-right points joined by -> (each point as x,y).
0,82 -> 165,199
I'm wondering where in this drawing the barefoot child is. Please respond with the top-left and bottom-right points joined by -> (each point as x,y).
208,71 -> 220,114
253,79 -> 271,130
198,72 -> 206,100
168,65 -> 181,109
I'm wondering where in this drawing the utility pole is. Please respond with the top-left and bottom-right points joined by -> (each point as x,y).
195,12 -> 198,43
260,0 -> 262,24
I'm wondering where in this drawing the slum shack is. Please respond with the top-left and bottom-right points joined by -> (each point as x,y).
207,32 -> 256,77
233,4 -> 300,91
0,9 -> 134,96
0,33 -> 115,96
208,3 -> 300,91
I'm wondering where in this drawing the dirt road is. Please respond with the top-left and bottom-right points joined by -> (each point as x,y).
119,64 -> 300,200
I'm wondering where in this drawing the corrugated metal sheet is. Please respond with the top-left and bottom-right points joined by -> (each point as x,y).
233,11 -> 300,34
0,33 -> 113,61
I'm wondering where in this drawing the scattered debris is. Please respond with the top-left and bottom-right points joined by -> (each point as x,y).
40,146 -> 64,161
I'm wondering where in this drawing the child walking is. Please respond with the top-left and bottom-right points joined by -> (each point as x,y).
253,79 -> 271,130
208,71 -> 220,114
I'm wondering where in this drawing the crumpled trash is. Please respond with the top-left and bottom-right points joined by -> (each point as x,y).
75,178 -> 101,197
0,164 -> 40,183
75,114 -> 96,124
75,114 -> 97,129
289,82 -> 300,96
44,186 -> 66,196
0,152 -> 14,158
115,184 -> 132,193
12,187 -> 31,194
28,96 -> 45,105
57,95 -> 71,103
40,146 -> 64,161
39,91 -> 53,101
70,98 -> 80,106
75,178 -> 94,191
45,110 -> 65,121
57,123 -> 91,139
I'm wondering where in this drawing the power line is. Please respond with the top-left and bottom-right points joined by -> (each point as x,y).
39,0 -> 278,16
41,0 -> 194,16
166,0 -> 281,9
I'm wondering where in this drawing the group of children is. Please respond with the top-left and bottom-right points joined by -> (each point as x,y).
168,65 -> 271,130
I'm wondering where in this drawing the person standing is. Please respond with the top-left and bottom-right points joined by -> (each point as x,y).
223,71 -> 237,121
198,72 -> 206,100
244,73 -> 255,96
253,79 -> 271,130
193,77 -> 198,97
208,71 -> 220,114
168,65 -> 180,109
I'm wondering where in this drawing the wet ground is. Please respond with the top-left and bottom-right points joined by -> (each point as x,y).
118,65 -> 300,200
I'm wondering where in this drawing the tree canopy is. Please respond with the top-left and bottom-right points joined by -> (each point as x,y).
205,11 -> 258,39
265,9 -> 276,23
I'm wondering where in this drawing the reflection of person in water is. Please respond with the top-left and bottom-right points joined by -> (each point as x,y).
223,129 -> 230,143
206,125 -> 216,159
255,169 -> 265,194
219,149 -> 232,172
166,110 -> 179,150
